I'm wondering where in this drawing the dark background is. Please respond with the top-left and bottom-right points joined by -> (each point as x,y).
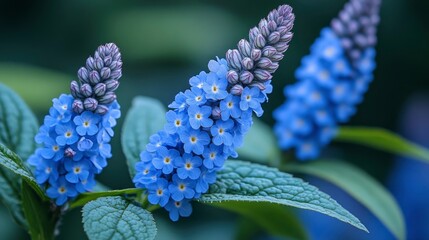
0,0 -> 428,239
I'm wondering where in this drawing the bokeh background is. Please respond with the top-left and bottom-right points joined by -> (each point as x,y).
0,0 -> 428,239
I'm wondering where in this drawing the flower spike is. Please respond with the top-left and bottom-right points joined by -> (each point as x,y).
133,5 -> 295,221
28,43 -> 122,205
273,0 -> 381,160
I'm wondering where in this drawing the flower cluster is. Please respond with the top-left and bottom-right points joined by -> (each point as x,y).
273,0 -> 381,160
133,5 -> 295,221
28,43 -> 122,205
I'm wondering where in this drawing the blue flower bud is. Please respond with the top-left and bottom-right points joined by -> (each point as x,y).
226,49 -> 242,70
267,20 -> 277,31
95,105 -> 109,115
240,71 -> 254,84
270,53 -> 284,62
274,41 -> 289,52
100,67 -> 111,80
256,57 -> 272,69
80,83 -> 93,97
238,39 -> 251,57
230,84 -> 244,95
211,106 -> 221,120
95,57 -> 104,70
105,80 -> 120,92
250,82 -> 266,91
258,19 -> 270,37
110,69 -> 122,80
251,49 -> 262,61
70,81 -> 83,99
254,34 -> 266,48
254,69 -> 272,81
103,56 -> 112,66
86,57 -> 95,70
64,147 -> 76,158
248,27 -> 260,44
241,57 -> 254,70
98,92 -> 116,104
78,67 -> 89,82
268,31 -> 281,44
84,98 -> 98,111
72,99 -> 84,114
227,70 -> 239,85
266,62 -> 279,73
89,71 -> 100,85
262,46 -> 277,57
94,83 -> 107,97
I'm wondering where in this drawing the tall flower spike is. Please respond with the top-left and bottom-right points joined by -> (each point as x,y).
28,43 -> 122,206
133,5 -> 294,221
273,0 -> 381,160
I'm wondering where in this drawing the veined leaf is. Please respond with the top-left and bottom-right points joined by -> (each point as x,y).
21,181 -> 59,240
285,160 -> 405,240
199,160 -> 367,232
336,126 -> 429,163
69,188 -> 142,209
237,118 -> 281,166
122,96 -> 166,178
82,196 -> 157,240
209,201 -> 307,240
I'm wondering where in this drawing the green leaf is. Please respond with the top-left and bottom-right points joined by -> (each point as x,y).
0,83 -> 40,227
237,118 -> 281,166
284,160 -> 405,240
21,181 -> 59,240
199,160 -> 367,232
209,201 -> 307,240
0,144 -> 47,201
336,126 -> 429,163
122,96 -> 166,178
69,188 -> 142,209
82,196 -> 157,240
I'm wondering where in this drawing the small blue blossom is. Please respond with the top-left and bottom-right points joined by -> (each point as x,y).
164,110 -> 188,134
55,123 -> 79,146
74,111 -> 101,136
64,159 -> 91,184
165,199 -> 193,222
152,147 -> 180,174
240,87 -> 264,117
46,177 -> 78,206
220,95 -> 241,121
175,153 -> 202,180
203,72 -> 228,100
188,105 -> 213,129
185,87 -> 207,106
202,144 -> 225,170
168,175 -> 196,201
147,178 -> 170,207
179,129 -> 210,155
210,119 -> 234,146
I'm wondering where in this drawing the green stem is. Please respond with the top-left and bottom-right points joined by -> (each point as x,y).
69,188 -> 142,209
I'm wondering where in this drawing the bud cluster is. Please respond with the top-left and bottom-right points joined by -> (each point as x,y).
70,43 -> 122,115
225,5 -> 294,94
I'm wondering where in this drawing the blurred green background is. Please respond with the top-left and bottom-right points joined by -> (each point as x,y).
0,0 -> 428,239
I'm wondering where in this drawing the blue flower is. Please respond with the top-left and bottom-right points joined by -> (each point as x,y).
74,111 -> 101,136
175,153 -> 202,180
133,4 -> 295,221
188,105 -> 213,129
28,43 -> 122,205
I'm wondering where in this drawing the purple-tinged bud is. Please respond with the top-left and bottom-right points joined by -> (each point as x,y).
277,25 -> 292,35
230,84 -> 244,96
84,98 -> 98,111
256,57 -> 273,69
72,99 -> 84,114
95,57 -> 104,70
80,83 -> 93,97
249,27 -> 260,44
254,34 -> 266,48
342,38 -> 353,49
98,92 -> 116,104
104,56 -> 112,66
211,106 -> 221,120
86,57 -> 95,70
331,19 -> 345,34
242,57 -> 254,70
94,83 -> 107,97
266,62 -> 279,73
251,49 -> 262,61
227,70 -> 239,85
274,41 -> 289,52
110,69 -> 122,80
240,71 -> 254,85
70,81 -> 83,98
100,67 -> 111,79
258,19 -> 270,37
89,71 -> 100,85
95,105 -> 109,115
254,69 -> 272,81
347,21 -> 359,34
250,82 -> 266,91
238,39 -> 251,57
268,31 -> 281,44
262,46 -> 277,57
64,147 -> 76,158
267,20 -> 277,31
109,61 -> 119,69
105,80 -> 120,92
354,34 -> 367,48
78,67 -> 89,82
226,49 -> 242,70
270,53 -> 284,62
280,32 -> 293,42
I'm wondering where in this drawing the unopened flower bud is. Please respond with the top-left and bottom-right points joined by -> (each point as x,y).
274,41 -> 289,52
84,98 -> 98,111
105,80 -> 120,92
98,92 -> 116,104
268,31 -> 281,44
240,71 -> 254,85
95,57 -> 104,70
72,99 -> 84,113
211,106 -> 221,120
70,81 -> 83,98
256,57 -> 273,68
78,67 -> 89,82
280,32 -> 293,42
110,69 -> 122,80
267,20 -> 277,31
86,57 -> 95,70
242,57 -> 254,70
103,56 -> 112,66
100,67 -> 111,80
249,27 -> 260,44
250,82 -> 266,91
270,53 -> 284,62
251,49 -> 262,61
80,83 -> 93,97
230,84 -> 244,96
94,83 -> 107,97
266,62 -> 279,73
89,71 -> 100,85
254,69 -> 272,81
262,46 -> 277,57
64,147 -> 76,158
227,70 -> 239,85
254,34 -> 266,48
226,49 -> 242,70
95,105 -> 109,115
258,19 -> 270,37
238,39 -> 251,57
